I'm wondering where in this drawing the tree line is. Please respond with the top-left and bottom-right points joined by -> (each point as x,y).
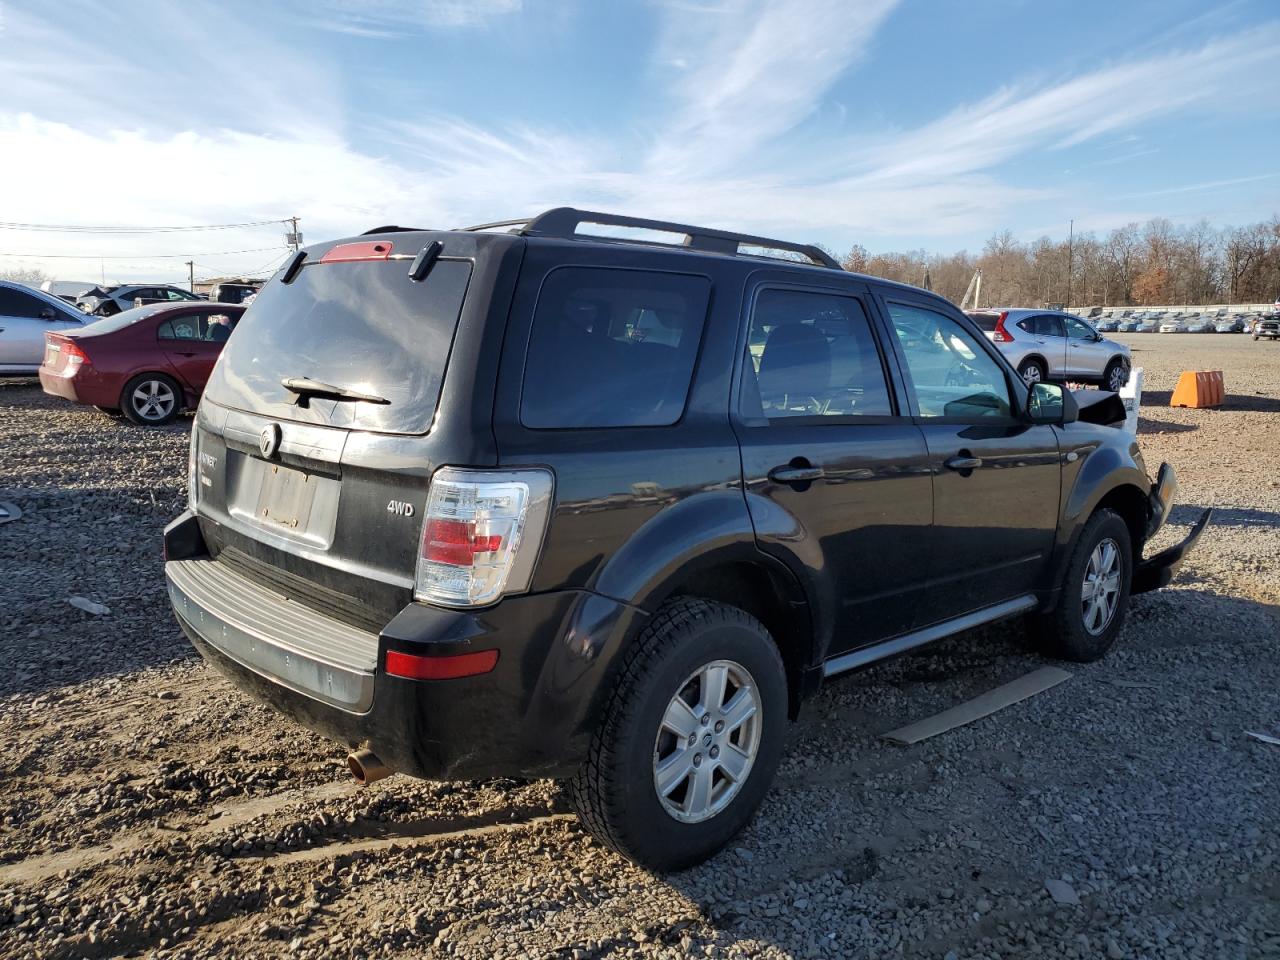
840,215 -> 1280,308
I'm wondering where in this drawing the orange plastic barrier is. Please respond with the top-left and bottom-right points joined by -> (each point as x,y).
1170,370 -> 1225,408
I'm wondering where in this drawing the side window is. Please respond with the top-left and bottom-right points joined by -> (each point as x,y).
1063,316 -> 1094,339
887,302 -> 1013,419
521,267 -> 710,428
0,289 -> 44,318
157,314 -> 205,341
1040,314 -> 1066,338
1021,315 -> 1062,337
744,289 -> 893,419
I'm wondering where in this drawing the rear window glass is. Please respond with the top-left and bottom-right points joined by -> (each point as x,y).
966,312 -> 1000,331
204,258 -> 471,434
79,304 -> 170,334
521,267 -> 711,429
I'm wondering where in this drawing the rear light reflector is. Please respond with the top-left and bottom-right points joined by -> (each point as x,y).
992,311 -> 1014,342
320,241 -> 394,264
385,648 -> 499,681
414,467 -> 555,608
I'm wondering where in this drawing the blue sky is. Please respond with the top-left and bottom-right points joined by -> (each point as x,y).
1,0 -> 1278,284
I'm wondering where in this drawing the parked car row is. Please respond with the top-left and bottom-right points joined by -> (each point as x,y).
1096,307 -> 1268,335
2,277 -> 257,425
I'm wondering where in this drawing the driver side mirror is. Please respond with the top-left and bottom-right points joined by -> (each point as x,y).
1027,382 -> 1078,425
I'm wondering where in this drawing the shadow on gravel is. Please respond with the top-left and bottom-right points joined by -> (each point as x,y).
1137,415 -> 1198,434
1141,389 -> 1280,413
1168,504 -> 1280,529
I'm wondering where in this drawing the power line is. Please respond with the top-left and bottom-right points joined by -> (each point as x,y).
0,218 -> 293,234
0,246 -> 286,260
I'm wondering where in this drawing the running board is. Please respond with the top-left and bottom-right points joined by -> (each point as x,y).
822,594 -> 1039,678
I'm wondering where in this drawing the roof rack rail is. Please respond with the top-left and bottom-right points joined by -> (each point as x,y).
361,225 -> 429,235
460,207 -> 841,269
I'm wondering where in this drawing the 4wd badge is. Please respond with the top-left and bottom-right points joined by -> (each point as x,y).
387,500 -> 415,518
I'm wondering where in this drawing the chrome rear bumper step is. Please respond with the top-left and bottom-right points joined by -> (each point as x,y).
166,557 -> 379,713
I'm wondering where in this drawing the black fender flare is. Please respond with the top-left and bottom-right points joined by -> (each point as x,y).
592,490 -> 806,615
1047,442 -> 1151,599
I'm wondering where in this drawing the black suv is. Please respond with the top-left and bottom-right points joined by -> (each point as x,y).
164,209 -> 1208,870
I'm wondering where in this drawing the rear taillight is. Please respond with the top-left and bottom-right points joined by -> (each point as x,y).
414,467 -> 554,608
55,340 -> 90,368
187,427 -> 199,509
992,311 -> 1014,342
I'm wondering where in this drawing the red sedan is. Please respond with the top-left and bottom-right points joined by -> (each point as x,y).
39,302 -> 245,425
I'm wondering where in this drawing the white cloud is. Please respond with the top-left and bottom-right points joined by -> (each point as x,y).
1,1 -> 1278,285
306,0 -> 522,35
646,0 -> 900,176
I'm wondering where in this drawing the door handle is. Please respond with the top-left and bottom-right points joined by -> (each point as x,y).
944,455 -> 983,471
769,463 -> 824,484
175,351 -> 198,357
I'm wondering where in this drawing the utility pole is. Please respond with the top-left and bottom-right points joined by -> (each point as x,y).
185,260 -> 195,294
289,216 -> 301,253
1065,218 -> 1074,310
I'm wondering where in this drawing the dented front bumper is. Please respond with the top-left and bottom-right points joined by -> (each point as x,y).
1133,462 -> 1212,594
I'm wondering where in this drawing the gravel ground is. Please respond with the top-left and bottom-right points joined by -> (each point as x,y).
1,334 -> 1278,960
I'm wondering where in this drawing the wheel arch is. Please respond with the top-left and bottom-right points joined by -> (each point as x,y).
1018,353 -> 1049,376
590,491 -> 819,718
663,559 -> 815,719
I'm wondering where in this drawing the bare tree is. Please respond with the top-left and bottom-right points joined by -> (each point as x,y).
0,266 -> 50,285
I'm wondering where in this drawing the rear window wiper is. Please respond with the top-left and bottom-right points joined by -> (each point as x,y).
281,376 -> 390,407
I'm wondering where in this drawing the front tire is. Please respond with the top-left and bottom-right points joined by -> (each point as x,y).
1033,508 -> 1133,663
569,598 -> 788,871
121,373 -> 182,426
1018,358 -> 1046,386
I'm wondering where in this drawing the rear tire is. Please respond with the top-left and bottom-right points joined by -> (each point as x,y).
121,373 -> 182,426
1033,508 -> 1133,663
569,598 -> 788,871
1017,358 -> 1046,386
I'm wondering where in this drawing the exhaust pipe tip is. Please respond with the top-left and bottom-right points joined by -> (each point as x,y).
347,747 -> 392,785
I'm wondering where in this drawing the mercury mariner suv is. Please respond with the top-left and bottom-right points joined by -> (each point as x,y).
164,209 -> 1209,871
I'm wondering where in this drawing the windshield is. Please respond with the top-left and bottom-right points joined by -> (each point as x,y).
203,257 -> 471,434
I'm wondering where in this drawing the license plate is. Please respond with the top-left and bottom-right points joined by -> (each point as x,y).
255,463 -> 315,530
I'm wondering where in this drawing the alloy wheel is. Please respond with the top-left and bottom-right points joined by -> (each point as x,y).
131,379 -> 176,422
652,659 -> 762,824
1022,364 -> 1042,386
1108,364 -> 1128,392
1081,537 -> 1122,636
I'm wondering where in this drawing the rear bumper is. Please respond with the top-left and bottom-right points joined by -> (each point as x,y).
38,365 -> 80,402
163,511 -> 646,781
39,364 -> 118,407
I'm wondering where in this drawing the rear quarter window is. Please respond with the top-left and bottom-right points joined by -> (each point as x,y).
520,267 -> 711,429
